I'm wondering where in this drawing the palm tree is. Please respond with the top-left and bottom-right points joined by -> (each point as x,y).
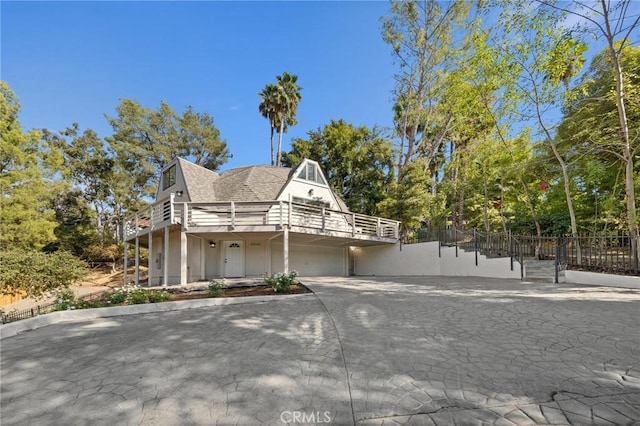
258,84 -> 280,166
274,72 -> 302,167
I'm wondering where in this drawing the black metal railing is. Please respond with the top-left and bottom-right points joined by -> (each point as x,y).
0,290 -> 108,325
403,227 -> 639,281
561,235 -> 639,276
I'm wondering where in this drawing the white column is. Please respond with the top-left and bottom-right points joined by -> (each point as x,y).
123,241 -> 128,286
134,236 -> 140,285
181,207 -> 188,285
148,232 -> 153,287
180,231 -> 188,285
163,227 -> 169,286
283,227 -> 289,274
264,239 -> 271,277
200,239 -> 206,280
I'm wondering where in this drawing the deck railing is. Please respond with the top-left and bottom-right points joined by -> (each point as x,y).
124,197 -> 400,242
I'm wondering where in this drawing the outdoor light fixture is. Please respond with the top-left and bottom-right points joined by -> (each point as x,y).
209,241 -> 216,248
175,190 -> 183,197
308,189 -> 314,197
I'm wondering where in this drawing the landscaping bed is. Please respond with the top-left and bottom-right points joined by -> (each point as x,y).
167,283 -> 311,301
1,271 -> 309,324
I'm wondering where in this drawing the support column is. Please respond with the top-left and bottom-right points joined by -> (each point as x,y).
283,226 -> 289,274
180,231 -> 188,285
163,227 -> 169,286
265,239 -> 271,277
200,239 -> 206,281
134,236 -> 140,285
123,241 -> 128,286
148,232 -> 153,286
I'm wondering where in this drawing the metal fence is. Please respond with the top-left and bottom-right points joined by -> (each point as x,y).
556,235 -> 639,277
403,227 -> 640,280
0,290 -> 108,325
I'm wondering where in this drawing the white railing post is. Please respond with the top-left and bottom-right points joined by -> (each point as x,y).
322,208 -> 326,230
170,193 -> 175,224
135,214 -> 139,237
123,241 -> 128,286
288,195 -> 292,225
182,203 -> 188,230
352,213 -> 356,236
231,201 -> 235,229
279,201 -> 284,227
377,218 -> 381,237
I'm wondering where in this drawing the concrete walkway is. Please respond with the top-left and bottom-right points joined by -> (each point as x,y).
1,277 -> 639,425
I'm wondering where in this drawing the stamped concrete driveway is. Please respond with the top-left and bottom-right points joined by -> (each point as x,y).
1,277 -> 639,425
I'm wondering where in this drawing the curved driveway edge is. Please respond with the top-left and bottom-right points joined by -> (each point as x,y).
2,276 -> 640,425
0,293 -> 312,340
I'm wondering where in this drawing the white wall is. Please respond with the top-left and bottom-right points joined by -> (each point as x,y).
205,240 -> 221,280
155,161 -> 188,202
271,243 -> 346,276
565,270 -> 640,289
354,241 -> 521,279
245,239 -> 267,277
353,243 -> 441,276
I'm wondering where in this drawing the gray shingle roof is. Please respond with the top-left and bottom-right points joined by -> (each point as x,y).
213,165 -> 293,202
177,158 -> 219,203
176,157 -> 350,212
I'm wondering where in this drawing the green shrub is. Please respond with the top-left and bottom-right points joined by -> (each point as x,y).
147,290 -> 170,303
105,288 -> 127,305
54,289 -> 78,311
264,271 -> 298,293
0,249 -> 88,299
125,287 -> 149,305
207,280 -> 224,298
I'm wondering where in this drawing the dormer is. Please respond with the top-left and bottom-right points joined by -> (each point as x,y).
278,159 -> 348,212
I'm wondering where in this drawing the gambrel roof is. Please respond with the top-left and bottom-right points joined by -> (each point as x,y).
173,157 -> 350,212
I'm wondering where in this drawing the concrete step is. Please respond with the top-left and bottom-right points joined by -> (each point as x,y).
524,259 -> 563,282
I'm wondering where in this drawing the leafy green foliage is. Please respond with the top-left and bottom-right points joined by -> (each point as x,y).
0,81 -> 63,250
264,271 -> 297,293
282,120 -> 394,216
259,72 -> 302,166
207,280 -> 224,298
0,249 -> 88,298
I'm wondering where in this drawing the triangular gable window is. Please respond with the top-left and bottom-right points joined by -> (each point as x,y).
296,163 -> 326,185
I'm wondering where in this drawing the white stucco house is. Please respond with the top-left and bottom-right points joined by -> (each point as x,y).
123,157 -> 400,285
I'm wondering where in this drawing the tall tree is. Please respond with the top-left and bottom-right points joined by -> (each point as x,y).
274,72 -> 302,167
106,99 -> 230,194
540,0 -> 640,255
483,0 -> 587,244
0,81 -> 62,250
382,0 -> 470,181
559,45 -> 640,233
282,119 -> 394,215
258,84 -> 280,166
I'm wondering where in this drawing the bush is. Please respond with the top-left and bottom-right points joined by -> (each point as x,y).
264,271 -> 298,293
125,286 -> 149,305
207,281 -> 224,298
105,288 -> 127,305
147,290 -> 170,303
54,289 -> 78,311
0,249 -> 88,299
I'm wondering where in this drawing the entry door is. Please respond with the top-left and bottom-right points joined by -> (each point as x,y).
224,241 -> 244,278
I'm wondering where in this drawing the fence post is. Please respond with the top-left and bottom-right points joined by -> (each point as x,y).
474,229 -> 478,266
555,238 -> 560,284
632,239 -> 640,274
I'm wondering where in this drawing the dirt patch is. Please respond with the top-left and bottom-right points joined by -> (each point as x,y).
77,265 -> 149,289
168,284 -> 311,301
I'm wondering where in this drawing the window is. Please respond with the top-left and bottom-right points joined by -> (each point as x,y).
296,163 -> 326,185
292,196 -> 330,209
162,165 -> 176,190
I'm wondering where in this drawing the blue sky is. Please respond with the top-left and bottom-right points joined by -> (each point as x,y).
2,1 -> 396,170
